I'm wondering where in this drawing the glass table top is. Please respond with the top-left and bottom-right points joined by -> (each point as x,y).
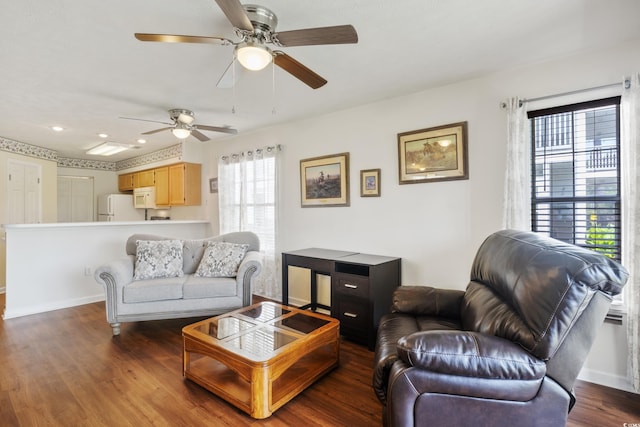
192,316 -> 256,340
238,303 -> 291,323
273,313 -> 330,334
187,302 -> 336,359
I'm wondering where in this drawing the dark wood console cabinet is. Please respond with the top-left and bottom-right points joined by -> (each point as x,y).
282,248 -> 401,350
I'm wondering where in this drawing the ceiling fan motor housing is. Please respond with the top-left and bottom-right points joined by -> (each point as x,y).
169,108 -> 195,124
242,4 -> 278,41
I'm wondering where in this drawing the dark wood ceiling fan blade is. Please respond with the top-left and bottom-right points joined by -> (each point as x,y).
273,52 -> 327,89
274,25 -> 358,47
214,0 -> 254,32
134,33 -> 232,45
191,129 -> 210,141
142,127 -> 172,135
197,125 -> 238,135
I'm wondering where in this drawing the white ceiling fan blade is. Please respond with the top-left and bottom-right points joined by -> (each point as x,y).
216,59 -> 246,89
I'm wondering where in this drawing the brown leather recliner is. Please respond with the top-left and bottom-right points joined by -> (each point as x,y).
373,229 -> 628,427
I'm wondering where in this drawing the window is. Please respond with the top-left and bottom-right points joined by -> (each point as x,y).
528,97 -> 622,261
218,146 -> 280,299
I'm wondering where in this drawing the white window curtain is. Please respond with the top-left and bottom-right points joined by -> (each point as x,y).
218,145 -> 280,300
502,97 -> 531,230
621,73 -> 640,393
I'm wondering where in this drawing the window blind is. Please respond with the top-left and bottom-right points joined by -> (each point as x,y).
528,97 -> 622,261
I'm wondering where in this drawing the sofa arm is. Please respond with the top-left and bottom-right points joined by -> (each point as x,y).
94,256 -> 135,325
236,250 -> 262,306
391,285 -> 464,318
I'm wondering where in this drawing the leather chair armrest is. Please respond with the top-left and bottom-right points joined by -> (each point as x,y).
391,285 -> 464,319
373,313 -> 422,404
397,330 -> 546,381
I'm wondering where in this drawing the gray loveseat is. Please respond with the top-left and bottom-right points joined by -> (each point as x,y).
94,231 -> 262,335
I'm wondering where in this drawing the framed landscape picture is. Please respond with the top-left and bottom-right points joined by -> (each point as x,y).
360,168 -> 381,197
397,121 -> 468,184
300,152 -> 350,207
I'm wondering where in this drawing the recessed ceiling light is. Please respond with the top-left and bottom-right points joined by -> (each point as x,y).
51,126 -> 64,132
137,139 -> 146,144
98,133 -> 109,138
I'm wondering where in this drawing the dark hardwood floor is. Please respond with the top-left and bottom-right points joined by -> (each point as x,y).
1,294 -> 639,426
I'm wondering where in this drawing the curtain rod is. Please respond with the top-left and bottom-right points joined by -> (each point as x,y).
520,80 -> 626,105
502,78 -> 630,109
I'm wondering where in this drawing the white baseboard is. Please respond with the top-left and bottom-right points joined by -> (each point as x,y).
2,294 -> 105,320
0,286 -> 5,293
578,367 -> 637,393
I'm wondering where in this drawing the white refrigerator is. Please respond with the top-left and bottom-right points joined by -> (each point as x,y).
98,194 -> 145,221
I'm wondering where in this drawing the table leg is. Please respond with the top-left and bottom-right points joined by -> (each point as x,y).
250,366 -> 271,419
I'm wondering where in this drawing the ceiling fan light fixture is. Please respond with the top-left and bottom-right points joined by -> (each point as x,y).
172,123 -> 192,139
236,42 -> 272,71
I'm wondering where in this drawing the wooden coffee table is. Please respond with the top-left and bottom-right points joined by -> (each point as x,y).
182,301 -> 340,419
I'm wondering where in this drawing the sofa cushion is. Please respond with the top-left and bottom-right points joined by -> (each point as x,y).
123,276 -> 185,303
183,275 -> 237,299
182,237 -> 222,274
133,239 -> 184,280
133,240 -> 184,281
195,241 -> 249,278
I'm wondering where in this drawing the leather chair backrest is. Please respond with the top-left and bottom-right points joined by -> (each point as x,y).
461,229 -> 627,364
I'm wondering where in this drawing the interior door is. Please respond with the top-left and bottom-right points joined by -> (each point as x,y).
57,176 -> 94,222
7,160 -> 41,224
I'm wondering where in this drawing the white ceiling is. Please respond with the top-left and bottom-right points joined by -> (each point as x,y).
2,0 -> 640,162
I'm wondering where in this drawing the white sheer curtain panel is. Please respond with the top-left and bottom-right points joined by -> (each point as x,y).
621,73 -> 640,392
218,145 -> 280,300
502,97 -> 531,230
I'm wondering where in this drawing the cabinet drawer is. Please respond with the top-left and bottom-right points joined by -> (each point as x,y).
333,274 -> 369,298
335,299 -> 368,331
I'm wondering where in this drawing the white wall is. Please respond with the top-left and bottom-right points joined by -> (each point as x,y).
205,39 -> 640,392
3,221 -> 210,320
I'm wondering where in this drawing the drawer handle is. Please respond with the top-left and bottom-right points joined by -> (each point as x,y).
344,283 -> 358,289
344,312 -> 358,318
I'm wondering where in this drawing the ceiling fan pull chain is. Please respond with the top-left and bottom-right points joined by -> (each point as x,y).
232,55 -> 237,114
272,59 -> 276,115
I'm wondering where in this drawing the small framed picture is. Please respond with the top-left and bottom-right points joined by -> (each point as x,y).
300,152 -> 350,207
209,177 -> 218,193
360,169 -> 381,197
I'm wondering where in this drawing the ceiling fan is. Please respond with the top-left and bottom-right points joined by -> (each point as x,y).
120,109 -> 238,141
134,0 -> 358,89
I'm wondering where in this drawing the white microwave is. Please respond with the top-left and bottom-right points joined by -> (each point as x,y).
133,186 -> 156,209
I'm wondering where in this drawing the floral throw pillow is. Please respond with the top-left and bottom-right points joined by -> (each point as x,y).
133,240 -> 184,280
195,241 -> 249,278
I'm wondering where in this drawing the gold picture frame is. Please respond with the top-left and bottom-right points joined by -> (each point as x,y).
398,121 -> 468,184
360,169 -> 381,197
300,152 -> 350,207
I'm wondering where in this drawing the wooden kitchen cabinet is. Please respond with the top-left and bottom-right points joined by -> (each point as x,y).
154,166 -> 169,206
133,169 -> 155,188
118,173 -> 134,192
118,162 -> 201,205
169,162 -> 201,206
